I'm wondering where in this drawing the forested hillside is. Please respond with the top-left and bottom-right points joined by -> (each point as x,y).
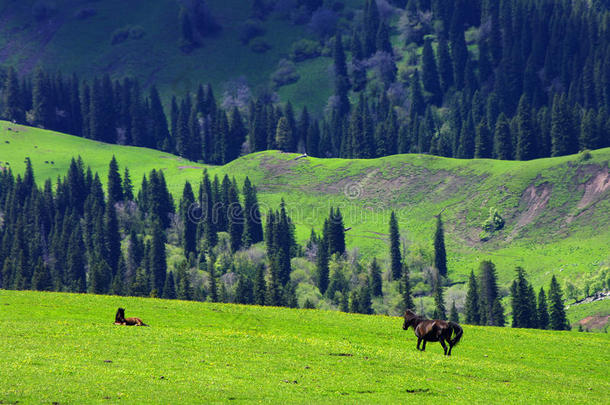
1,0 -> 609,166
1,122 -> 608,329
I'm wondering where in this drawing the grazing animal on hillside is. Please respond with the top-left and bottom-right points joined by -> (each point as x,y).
402,309 -> 462,356
114,307 -> 148,326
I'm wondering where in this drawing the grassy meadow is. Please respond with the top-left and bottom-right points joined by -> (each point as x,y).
0,290 -> 608,404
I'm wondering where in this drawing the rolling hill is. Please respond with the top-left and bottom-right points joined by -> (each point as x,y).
0,290 -> 608,403
1,120 -> 609,300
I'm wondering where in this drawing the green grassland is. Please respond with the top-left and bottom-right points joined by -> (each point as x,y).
1,121 -> 609,295
0,290 -> 608,404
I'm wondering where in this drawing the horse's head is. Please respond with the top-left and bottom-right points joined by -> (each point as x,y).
115,308 -> 125,322
403,309 -> 417,330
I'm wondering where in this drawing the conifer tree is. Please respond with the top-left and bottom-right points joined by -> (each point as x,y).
389,211 -> 402,280
548,275 -> 569,330
162,271 -> 177,299
437,37 -> 454,92
479,260 -> 500,326
400,263 -> 414,311
369,257 -> 382,297
550,94 -> 577,157
537,287 -> 549,330
104,200 -> 121,277
242,177 -> 264,247
123,168 -> 134,201
422,38 -> 442,105
107,156 -> 123,203
316,227 -> 330,295
333,33 -> 351,118
328,207 -> 345,256
208,258 -> 218,302
433,282 -> 447,320
465,270 -> 480,324
433,215 -> 447,278
475,120 -> 492,158
516,95 -> 536,160
181,181 -> 198,259
493,113 -> 512,160
449,301 -> 460,323
275,117 -> 291,152
359,281 -> 373,314
150,221 -> 167,297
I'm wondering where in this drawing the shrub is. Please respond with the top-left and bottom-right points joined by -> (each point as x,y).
289,39 -> 321,62
129,26 -> 145,40
271,59 -> 300,87
578,149 -> 592,162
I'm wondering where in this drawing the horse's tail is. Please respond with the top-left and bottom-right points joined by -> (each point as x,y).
449,322 -> 463,347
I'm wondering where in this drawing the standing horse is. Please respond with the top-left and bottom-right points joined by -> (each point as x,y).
402,309 -> 462,356
114,308 -> 148,326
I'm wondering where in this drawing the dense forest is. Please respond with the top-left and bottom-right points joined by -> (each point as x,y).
0,157 -> 573,329
1,0 -> 610,164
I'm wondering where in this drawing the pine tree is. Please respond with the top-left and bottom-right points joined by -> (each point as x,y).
162,271 -> 177,299
493,113 -> 512,160
107,156 -> 123,203
479,260 -> 500,326
242,177 -> 264,247
449,301 -> 460,323
516,95 -> 536,160
316,230 -> 330,295
333,33 -> 351,117
475,120 -> 492,158
433,282 -> 447,320
433,215 -> 447,278
465,270 -> 480,324
31,259 -> 52,291
328,207 -> 345,256
550,94 -> 577,157
548,275 -> 569,330
422,38 -> 442,105
400,263 -> 414,311
389,211 -> 402,280
359,281 -> 373,314
275,117 -> 291,152
150,221 -> 167,297
510,267 -> 536,328
491,298 -> 505,326
123,168 -> 134,201
104,200 -> 121,277
369,257 -> 382,297
181,181 -> 197,259
3,67 -> 25,123
437,37 -> 454,92
537,287 -> 549,330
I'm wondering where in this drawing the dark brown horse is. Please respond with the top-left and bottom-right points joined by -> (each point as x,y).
114,308 -> 148,326
402,309 -> 462,356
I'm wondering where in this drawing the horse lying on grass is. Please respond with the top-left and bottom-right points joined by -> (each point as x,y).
402,309 -> 462,356
114,308 -> 148,326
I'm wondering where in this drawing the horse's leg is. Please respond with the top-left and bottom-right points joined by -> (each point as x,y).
440,338 -> 448,356
421,340 -> 426,351
417,337 -> 422,351
448,342 -> 453,356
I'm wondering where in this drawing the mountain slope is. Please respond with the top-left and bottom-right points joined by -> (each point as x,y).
0,290 -> 608,403
1,120 -> 609,293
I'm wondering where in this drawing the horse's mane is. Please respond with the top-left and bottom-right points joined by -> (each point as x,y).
404,309 -> 425,322
115,308 -> 125,323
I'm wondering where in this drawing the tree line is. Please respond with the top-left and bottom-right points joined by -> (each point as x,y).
0,157 -> 570,328
1,0 -> 610,167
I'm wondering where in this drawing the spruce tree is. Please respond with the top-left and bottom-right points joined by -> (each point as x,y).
316,230 -> 330,295
449,301 -> 460,323
333,33 -> 351,117
493,113 -> 512,160
516,95 -> 536,161
181,181 -> 197,259
548,275 -> 569,330
328,207 -> 345,256
433,215 -> 447,278
422,38 -> 442,105
208,258 -> 218,302
150,221 -> 167,297
479,260 -> 500,326
242,177 -> 264,247
550,94 -> 577,157
400,263 -> 414,311
369,257 -> 382,297
123,168 -> 134,201
465,270 -> 480,324
389,211 -> 402,280
437,37 -> 454,92
537,287 -> 549,330
433,282 -> 447,320
359,281 -> 373,314
275,116 -> 291,152
162,271 -> 177,299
